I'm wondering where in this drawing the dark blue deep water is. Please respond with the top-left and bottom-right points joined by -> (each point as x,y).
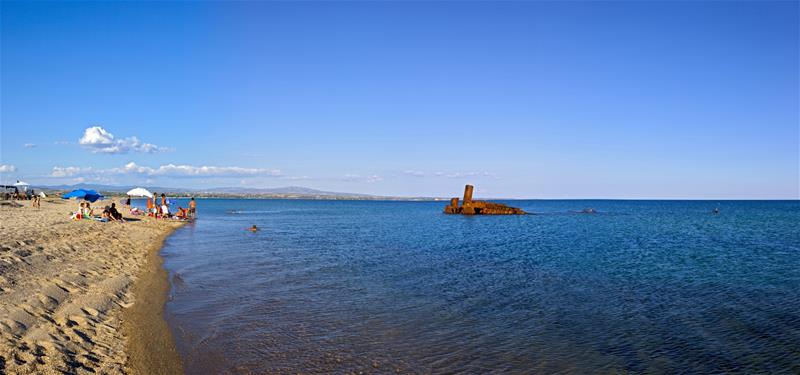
158,199 -> 800,374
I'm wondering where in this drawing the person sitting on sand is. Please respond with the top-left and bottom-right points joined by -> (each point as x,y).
107,203 -> 124,222
72,202 -> 84,220
79,202 -> 93,218
175,207 -> 189,219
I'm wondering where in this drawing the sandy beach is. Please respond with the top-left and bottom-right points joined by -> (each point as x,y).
0,198 -> 184,374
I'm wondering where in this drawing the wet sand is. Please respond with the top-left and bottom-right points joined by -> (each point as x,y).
0,198 -> 184,374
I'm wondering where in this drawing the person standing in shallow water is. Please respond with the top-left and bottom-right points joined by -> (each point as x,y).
152,192 -> 159,216
189,197 -> 197,218
160,193 -> 168,217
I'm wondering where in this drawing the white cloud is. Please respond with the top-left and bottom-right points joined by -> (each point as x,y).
51,162 -> 282,179
342,174 -> 383,183
403,170 -> 426,177
120,162 -> 282,177
0,164 -> 17,173
51,166 -> 90,177
79,126 -> 170,154
23,143 -> 36,148
434,171 -> 497,179
401,170 -> 498,179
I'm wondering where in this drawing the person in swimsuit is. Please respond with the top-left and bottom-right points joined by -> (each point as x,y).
152,192 -> 160,216
161,193 -> 172,217
107,203 -> 125,222
189,197 -> 197,218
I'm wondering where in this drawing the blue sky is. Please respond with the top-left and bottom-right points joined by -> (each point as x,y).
1,1 -> 797,198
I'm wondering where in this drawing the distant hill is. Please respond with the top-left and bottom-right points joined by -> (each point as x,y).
39,183 -> 178,193
37,184 -> 389,199
197,186 -> 371,197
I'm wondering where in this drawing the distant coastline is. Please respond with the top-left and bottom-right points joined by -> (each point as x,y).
27,184 -> 799,201
33,183 -> 445,201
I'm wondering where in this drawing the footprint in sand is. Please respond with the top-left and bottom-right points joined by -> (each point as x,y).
71,329 -> 93,345
51,280 -> 77,293
81,308 -> 100,318
33,344 -> 48,365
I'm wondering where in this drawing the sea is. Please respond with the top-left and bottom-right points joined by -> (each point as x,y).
149,199 -> 799,374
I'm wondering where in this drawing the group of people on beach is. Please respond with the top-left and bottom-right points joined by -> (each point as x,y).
143,193 -> 196,220
71,201 -> 125,222
30,194 -> 41,208
67,192 -> 197,223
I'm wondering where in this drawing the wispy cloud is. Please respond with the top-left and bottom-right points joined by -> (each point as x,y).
342,174 -> 383,183
0,164 -> 17,173
282,175 -> 311,181
51,166 -> 88,177
54,140 -> 71,145
403,170 -> 426,177
51,162 -> 282,179
434,171 -> 497,179
403,170 -> 498,179
23,143 -> 36,148
79,126 -> 170,154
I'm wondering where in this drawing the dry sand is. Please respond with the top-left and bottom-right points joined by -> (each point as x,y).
0,198 -> 185,374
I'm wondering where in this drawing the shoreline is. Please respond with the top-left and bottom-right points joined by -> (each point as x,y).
0,199 -> 185,374
121,230 -> 184,375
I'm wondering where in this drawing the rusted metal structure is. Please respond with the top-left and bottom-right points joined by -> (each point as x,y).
443,185 -> 525,215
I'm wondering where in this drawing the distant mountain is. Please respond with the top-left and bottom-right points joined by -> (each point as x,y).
199,186 -> 372,197
38,183 -> 376,198
39,183 -> 179,193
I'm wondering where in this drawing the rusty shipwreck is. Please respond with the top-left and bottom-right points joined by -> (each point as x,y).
443,185 -> 525,215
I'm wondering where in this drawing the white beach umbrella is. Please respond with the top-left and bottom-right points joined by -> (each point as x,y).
14,181 -> 30,191
126,187 -> 154,198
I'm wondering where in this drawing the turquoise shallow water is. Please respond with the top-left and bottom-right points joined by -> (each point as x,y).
156,199 -> 800,374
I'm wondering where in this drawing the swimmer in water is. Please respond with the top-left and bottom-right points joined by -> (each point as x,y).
249,225 -> 258,232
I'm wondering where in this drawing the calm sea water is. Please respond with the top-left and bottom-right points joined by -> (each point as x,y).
156,199 -> 800,374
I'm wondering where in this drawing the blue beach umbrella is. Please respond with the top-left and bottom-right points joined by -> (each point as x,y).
61,189 -> 105,202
